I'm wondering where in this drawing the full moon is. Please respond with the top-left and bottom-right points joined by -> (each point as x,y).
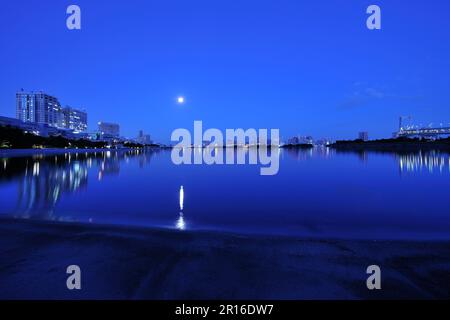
177,96 -> 185,104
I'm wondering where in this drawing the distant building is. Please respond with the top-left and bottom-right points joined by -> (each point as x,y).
358,131 -> 369,141
287,135 -> 313,145
16,91 -> 62,128
287,136 -> 300,145
136,130 -> 152,144
98,122 -> 120,139
61,107 -> 87,132
315,138 -> 332,146
300,136 -> 313,144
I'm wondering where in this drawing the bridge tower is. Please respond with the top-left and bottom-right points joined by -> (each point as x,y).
399,115 -> 412,131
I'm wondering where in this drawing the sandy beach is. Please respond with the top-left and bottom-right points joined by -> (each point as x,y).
0,218 -> 449,300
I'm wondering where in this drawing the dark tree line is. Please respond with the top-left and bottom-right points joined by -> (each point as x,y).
0,125 -> 107,149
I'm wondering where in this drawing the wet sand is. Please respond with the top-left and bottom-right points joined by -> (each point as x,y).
0,218 -> 449,299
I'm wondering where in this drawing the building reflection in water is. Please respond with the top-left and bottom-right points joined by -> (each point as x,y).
97,151 -> 121,181
176,185 -> 186,230
283,146 -> 332,161
334,149 -> 450,174
398,151 -> 450,174
16,156 -> 89,219
0,150 -> 158,220
137,149 -> 154,168
174,146 -> 281,167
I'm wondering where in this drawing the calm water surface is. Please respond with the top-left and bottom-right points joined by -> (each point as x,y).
1,148 -> 449,240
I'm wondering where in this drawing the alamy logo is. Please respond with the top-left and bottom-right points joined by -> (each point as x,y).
171,121 -> 280,176
63,5 -> 379,31
66,5 -> 81,30
366,265 -> 381,290
66,265 -> 81,290
366,5 -> 381,30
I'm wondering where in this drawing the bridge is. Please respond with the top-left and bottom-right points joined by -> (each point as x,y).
396,116 -> 450,138
397,126 -> 450,138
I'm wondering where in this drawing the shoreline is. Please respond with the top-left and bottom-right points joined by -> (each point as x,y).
330,138 -> 450,152
1,217 -> 449,299
0,147 -> 149,158
2,216 -> 448,243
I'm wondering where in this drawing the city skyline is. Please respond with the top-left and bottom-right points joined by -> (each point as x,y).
1,0 -> 450,143
8,87 -> 450,143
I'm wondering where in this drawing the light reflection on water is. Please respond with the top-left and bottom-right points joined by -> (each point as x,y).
177,185 -> 186,230
398,151 -> 450,173
0,148 -> 449,240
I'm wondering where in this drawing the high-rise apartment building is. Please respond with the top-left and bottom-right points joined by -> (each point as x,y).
358,131 -> 369,141
16,91 -> 62,127
16,90 -> 88,133
61,107 -> 87,132
136,130 -> 152,144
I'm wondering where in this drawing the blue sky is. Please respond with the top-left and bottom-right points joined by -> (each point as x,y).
1,0 -> 450,142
